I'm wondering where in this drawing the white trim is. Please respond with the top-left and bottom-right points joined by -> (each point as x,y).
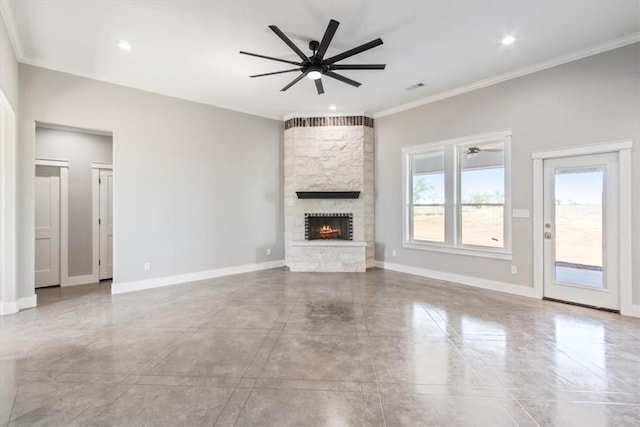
532,140 -> 635,316
375,260 -> 537,298
375,33 -> 640,118
92,169 -> 101,284
35,158 -> 69,167
0,301 -> 18,315
532,140 -> 633,159
63,274 -> 97,287
618,147 -> 635,317
532,158 -> 544,299
36,121 -> 113,137
18,294 -> 37,310
91,162 -> 112,170
111,260 -> 286,294
0,90 -> 17,314
59,167 -> 69,285
402,242 -> 512,260
0,1 -> 25,61
92,165 -> 112,284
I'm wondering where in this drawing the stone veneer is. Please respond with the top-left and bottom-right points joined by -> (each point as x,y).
284,116 -> 374,272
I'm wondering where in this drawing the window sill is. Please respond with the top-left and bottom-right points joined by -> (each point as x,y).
402,241 -> 513,260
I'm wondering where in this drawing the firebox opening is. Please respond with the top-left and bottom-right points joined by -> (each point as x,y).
305,213 -> 353,240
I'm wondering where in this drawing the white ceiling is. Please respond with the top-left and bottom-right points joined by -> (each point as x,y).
3,1 -> 639,119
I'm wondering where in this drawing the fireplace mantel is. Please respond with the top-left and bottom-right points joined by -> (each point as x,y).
296,191 -> 360,199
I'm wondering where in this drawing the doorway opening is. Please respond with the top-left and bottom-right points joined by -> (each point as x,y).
34,124 -> 113,289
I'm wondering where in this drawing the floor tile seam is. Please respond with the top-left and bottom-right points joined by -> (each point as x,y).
4,383 -> 19,425
63,380 -> 135,427
515,398 -> 640,406
553,346 -> 635,390
358,317 -> 388,427
126,323 -> 199,378
210,383 -> 247,427
354,328 -> 376,426
238,330 -> 278,381
506,397 -> 541,427
421,304 -> 464,340
441,333 -> 507,393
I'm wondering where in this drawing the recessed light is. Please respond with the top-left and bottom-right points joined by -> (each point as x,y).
329,105 -> 336,111
117,41 -> 132,51
501,36 -> 516,46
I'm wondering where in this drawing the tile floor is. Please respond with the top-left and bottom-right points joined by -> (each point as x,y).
1,268 -> 639,426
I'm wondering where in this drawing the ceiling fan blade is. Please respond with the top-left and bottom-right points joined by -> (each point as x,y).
269,25 -> 309,62
324,38 -> 383,65
324,71 -> 361,88
315,19 -> 339,60
239,51 -> 302,66
315,78 -> 324,95
250,68 -> 303,78
330,64 -> 386,70
280,73 -> 306,92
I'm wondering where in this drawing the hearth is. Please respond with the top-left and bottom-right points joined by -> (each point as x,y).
305,213 -> 353,240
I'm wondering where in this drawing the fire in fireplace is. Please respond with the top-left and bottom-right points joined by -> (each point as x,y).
305,213 -> 353,240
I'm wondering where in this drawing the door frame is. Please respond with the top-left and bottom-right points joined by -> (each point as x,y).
532,139 -> 636,317
92,162 -> 113,282
0,90 -> 18,314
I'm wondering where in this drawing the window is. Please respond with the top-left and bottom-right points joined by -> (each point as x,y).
403,130 -> 511,258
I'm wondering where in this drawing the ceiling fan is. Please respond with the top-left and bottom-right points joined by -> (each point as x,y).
240,19 -> 385,95
464,146 -> 503,158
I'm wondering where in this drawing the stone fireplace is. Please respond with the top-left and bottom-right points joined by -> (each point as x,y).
284,115 -> 374,272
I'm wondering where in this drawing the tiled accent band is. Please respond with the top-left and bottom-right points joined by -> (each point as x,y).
284,116 -> 374,129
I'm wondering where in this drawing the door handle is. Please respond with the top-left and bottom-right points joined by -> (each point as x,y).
544,231 -> 552,239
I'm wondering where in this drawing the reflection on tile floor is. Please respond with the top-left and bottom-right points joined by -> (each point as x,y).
1,268 -> 639,426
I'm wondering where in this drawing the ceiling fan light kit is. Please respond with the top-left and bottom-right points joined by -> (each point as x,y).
240,19 -> 386,95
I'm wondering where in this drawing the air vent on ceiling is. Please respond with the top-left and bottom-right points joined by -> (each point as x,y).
406,83 -> 425,91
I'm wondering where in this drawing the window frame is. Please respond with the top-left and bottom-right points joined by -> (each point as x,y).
402,129 -> 512,260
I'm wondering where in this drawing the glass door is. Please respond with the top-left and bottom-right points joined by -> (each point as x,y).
543,153 -> 619,310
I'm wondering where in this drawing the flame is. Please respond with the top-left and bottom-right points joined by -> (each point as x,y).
317,224 -> 341,237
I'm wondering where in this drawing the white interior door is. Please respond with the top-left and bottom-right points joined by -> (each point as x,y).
543,153 -> 619,310
35,166 -> 60,287
99,169 -> 113,280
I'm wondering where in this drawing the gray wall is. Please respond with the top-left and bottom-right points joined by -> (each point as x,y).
19,64 -> 283,298
36,127 -> 113,276
375,43 -> 640,304
0,12 -> 19,109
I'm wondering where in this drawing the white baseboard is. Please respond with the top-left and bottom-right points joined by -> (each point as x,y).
0,294 -> 38,315
621,303 -> 640,318
18,294 -> 37,309
111,260 -> 286,295
375,260 -> 538,299
62,274 -> 98,287
0,300 -> 18,315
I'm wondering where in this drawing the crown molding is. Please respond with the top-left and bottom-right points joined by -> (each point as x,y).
0,1 -> 24,60
374,32 -> 640,119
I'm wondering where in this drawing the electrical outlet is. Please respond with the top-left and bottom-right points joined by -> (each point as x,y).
510,265 -> 517,275
144,262 -> 151,271
267,248 -> 272,256
392,250 -> 397,257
